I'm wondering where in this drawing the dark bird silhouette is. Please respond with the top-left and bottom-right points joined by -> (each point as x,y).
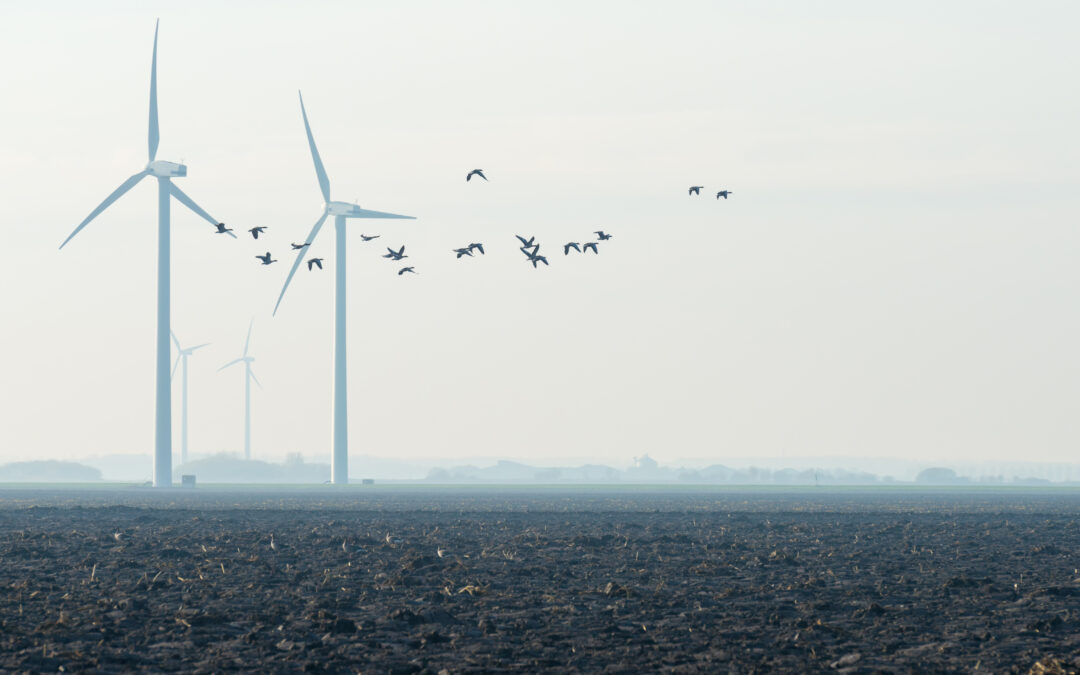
291,242 -> 310,250
453,247 -> 474,259
307,258 -> 323,271
468,243 -> 485,255
519,243 -> 539,257
398,266 -> 417,275
595,231 -> 612,240
256,252 -> 276,265
516,235 -> 535,248
466,169 -> 487,182
689,186 -> 703,196
360,234 -> 380,241
249,226 -> 267,239
525,251 -> 549,268
564,242 -> 581,255
383,245 -> 407,261
583,242 -> 599,254
214,222 -> 232,234
716,190 -> 733,200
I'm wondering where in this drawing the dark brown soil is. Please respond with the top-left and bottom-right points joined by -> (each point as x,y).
1,487 -> 1078,673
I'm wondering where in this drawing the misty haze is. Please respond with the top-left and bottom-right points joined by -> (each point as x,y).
1,2 -> 1078,672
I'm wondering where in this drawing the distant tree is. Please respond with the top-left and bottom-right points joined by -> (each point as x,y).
915,467 -> 967,484
634,454 -> 659,470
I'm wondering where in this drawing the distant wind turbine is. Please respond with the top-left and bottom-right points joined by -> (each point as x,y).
170,331 -> 209,466
58,21 -> 233,487
218,320 -> 261,462
273,91 -> 414,485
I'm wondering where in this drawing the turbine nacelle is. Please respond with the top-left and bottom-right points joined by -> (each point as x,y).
147,160 -> 187,178
328,201 -> 364,217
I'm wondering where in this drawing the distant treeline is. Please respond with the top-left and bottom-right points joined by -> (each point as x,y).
0,460 -> 102,482
425,460 -> 1066,485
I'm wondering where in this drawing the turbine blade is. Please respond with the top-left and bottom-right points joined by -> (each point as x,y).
249,369 -> 263,389
148,19 -> 160,162
351,208 -> 416,220
298,91 -> 331,203
218,358 -> 244,372
243,319 -> 253,357
171,354 -> 180,380
188,342 -> 210,353
273,209 -> 329,316
169,183 -> 237,238
59,171 -> 149,249
170,329 -> 181,351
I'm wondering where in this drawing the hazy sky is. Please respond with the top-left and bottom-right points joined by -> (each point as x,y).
1,1 -> 1078,470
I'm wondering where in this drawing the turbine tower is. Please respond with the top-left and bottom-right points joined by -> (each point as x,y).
171,330 -> 210,466
219,320 -> 261,461
59,21 -> 234,487
273,91 -> 414,485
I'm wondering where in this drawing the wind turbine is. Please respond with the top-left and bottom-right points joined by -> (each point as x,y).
170,331 -> 210,466
219,320 -> 261,461
58,20 -> 235,488
273,91 -> 415,485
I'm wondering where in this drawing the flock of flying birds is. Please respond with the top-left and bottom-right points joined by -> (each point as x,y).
209,171 -> 733,276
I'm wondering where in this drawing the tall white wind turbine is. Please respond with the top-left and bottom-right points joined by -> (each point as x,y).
219,320 -> 261,462
273,91 -> 415,485
59,20 -> 235,487
170,331 -> 210,466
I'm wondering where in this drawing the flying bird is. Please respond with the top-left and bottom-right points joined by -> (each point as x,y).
564,242 -> 581,255
256,252 -> 276,265
214,222 -> 232,234
290,242 -> 310,250
583,242 -> 599,254
307,258 -> 323,271
249,226 -> 266,239
468,243 -> 485,255
716,190 -> 733,199
453,247 -> 474,259
466,169 -> 487,182
523,246 -> 548,267
398,266 -> 417,275
595,231 -> 612,240
516,235 -> 536,248
689,186 -> 704,196
383,245 -> 407,261
360,234 -> 380,241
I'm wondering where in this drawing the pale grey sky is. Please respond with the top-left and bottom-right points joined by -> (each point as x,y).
1,1 -> 1078,470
